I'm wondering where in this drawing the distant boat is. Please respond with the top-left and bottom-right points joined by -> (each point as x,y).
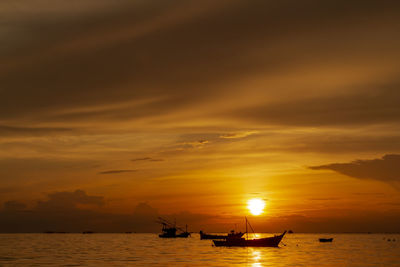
157,217 -> 190,238
319,238 -> 333,242
199,230 -> 244,240
82,231 -> 94,234
212,217 -> 286,247
288,230 -> 294,234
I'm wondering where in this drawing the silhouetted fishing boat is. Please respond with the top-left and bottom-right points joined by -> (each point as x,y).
319,238 -> 333,242
157,217 -> 190,238
213,231 -> 286,247
213,217 -> 286,247
200,230 -> 244,240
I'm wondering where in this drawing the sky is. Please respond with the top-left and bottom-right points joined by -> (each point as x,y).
1,0 -> 400,233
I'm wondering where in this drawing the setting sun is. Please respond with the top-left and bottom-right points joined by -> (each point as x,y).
247,198 -> 266,216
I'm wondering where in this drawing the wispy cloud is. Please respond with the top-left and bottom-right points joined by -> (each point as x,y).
98,170 -> 137,175
220,130 -> 258,139
0,125 -> 72,136
131,157 -> 163,162
310,154 -> 400,184
229,86 -> 400,127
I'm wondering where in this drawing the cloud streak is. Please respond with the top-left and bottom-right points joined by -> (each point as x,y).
98,170 -> 137,175
131,157 -> 163,162
231,86 -> 400,127
219,131 -> 258,139
0,125 -> 72,136
310,154 -> 400,184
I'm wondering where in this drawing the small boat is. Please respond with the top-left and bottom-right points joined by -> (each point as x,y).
200,230 -> 244,240
213,232 -> 286,247
212,217 -> 286,247
319,238 -> 333,242
288,230 -> 294,234
157,217 -> 190,238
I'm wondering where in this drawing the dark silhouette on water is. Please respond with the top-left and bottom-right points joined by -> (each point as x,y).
213,231 -> 286,247
212,217 -> 286,247
288,230 -> 294,234
319,238 -> 333,242
157,217 -> 190,238
199,230 -> 244,240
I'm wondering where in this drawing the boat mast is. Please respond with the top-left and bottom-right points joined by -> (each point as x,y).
245,217 -> 248,240
246,219 -> 256,239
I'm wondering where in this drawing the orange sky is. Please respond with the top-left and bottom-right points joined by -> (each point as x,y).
1,0 -> 400,232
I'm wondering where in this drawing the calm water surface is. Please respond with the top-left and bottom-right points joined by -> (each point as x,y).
0,233 -> 399,266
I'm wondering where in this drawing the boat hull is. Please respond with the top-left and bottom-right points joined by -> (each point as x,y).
177,232 -> 190,238
213,231 -> 286,247
201,234 -> 226,240
159,232 -> 190,238
319,238 -> 333,242
200,232 -> 244,240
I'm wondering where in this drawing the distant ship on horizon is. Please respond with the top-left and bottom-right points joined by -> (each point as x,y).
157,217 -> 190,238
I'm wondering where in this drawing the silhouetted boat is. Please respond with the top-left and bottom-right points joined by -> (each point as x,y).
319,238 -> 333,242
212,217 -> 286,247
200,230 -> 244,240
82,231 -> 94,234
157,217 -> 190,238
213,232 -> 286,247
288,230 -> 294,234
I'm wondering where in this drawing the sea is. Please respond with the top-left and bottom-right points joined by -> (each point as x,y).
0,233 -> 399,266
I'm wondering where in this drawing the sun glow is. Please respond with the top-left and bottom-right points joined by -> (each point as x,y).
247,198 -> 266,216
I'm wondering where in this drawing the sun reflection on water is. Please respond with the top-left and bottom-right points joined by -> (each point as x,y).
251,249 -> 262,266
